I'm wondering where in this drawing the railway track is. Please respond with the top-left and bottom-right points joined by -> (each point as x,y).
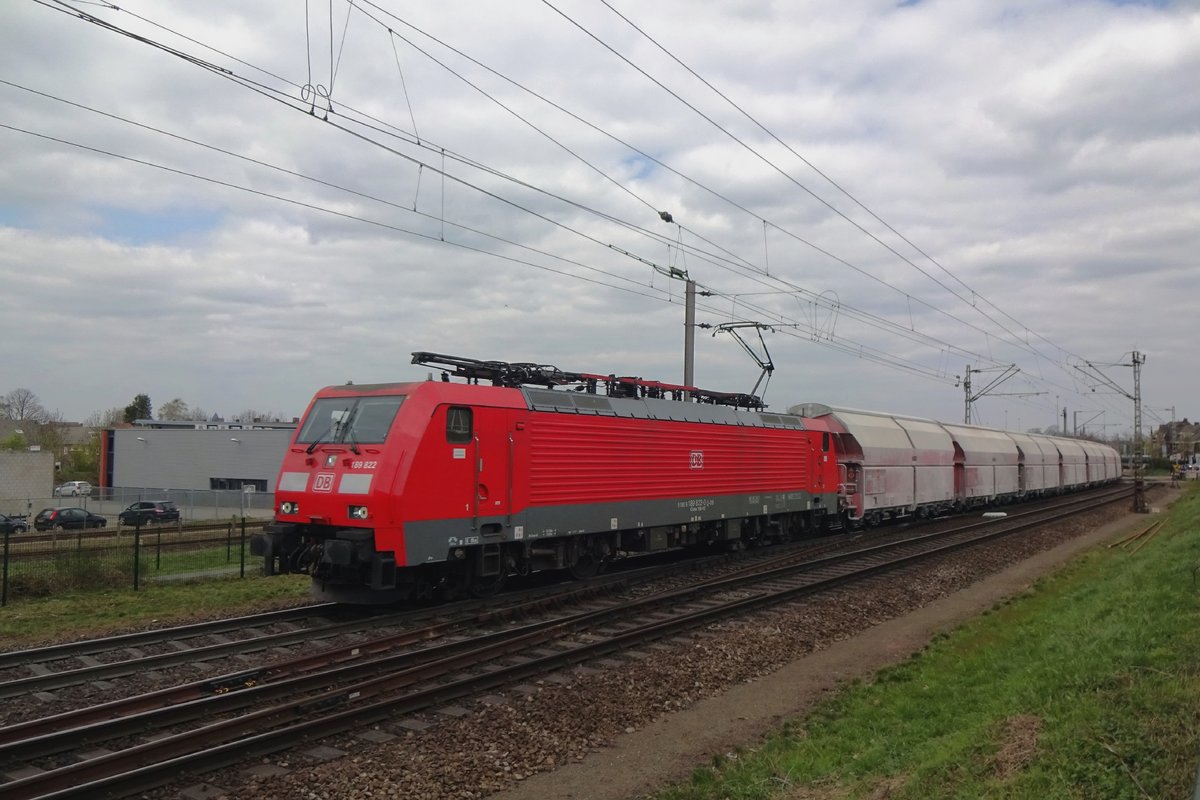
0,534 -> 859,705
0,486 -> 1130,799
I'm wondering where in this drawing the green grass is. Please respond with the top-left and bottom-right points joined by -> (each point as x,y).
0,573 -> 313,648
655,485 -> 1200,800
137,541 -> 251,573
1,532 -> 259,600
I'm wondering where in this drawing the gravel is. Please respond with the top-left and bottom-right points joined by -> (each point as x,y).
3,491 -> 1160,800
211,503 -> 1142,800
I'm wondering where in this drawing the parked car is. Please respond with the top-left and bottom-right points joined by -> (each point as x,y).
118,501 -> 181,526
0,513 -> 28,535
53,481 -> 93,497
33,507 -> 107,531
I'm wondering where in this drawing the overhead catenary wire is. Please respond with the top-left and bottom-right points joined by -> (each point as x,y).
349,0 -> 1042,357
361,6 -> 1132,427
0,122 -> 670,303
42,0 -> 1029,377
7,8 -> 1013,379
46,0 -> 1113,404
553,0 -> 1076,367
21,1 -> 1139,425
557,0 -> 1113,417
1,108 -> 955,394
596,0 -> 1077,366
2,118 -> 951,392
338,1 -> 1093,397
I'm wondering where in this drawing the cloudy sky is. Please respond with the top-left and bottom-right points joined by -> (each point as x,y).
2,0 -> 1196,439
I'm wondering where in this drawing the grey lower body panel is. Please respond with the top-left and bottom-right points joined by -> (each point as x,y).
400,489 -> 837,565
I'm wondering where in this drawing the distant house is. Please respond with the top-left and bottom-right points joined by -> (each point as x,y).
0,419 -> 94,459
0,419 -> 30,444
1156,419 -> 1200,462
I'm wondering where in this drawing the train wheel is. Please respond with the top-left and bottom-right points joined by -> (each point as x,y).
569,552 -> 606,580
469,570 -> 507,598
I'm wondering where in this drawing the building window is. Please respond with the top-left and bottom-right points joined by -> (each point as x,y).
210,478 -> 268,492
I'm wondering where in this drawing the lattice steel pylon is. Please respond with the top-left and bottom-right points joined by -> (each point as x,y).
1132,351 -> 1147,513
1074,351 -> 1148,513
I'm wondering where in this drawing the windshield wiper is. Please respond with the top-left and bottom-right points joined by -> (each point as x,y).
341,407 -> 362,454
305,429 -> 330,454
305,406 -> 352,453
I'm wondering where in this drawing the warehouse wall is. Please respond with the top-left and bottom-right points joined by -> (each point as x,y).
111,428 -> 294,491
0,450 -> 55,515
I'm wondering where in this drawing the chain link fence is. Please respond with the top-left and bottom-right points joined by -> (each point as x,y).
0,517 -> 260,605
0,486 -> 276,605
0,486 -> 276,524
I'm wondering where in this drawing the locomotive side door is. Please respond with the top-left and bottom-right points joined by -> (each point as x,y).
443,404 -> 511,530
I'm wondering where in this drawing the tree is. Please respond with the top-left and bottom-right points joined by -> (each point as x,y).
0,431 -> 27,451
158,398 -> 191,421
86,407 -> 126,428
123,394 -> 153,423
30,409 -> 66,453
232,409 -> 288,423
64,432 -> 101,480
1,388 -> 47,423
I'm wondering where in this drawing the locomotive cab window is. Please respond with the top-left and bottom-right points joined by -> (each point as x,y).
446,406 -> 473,443
351,397 -> 404,443
296,395 -> 405,446
822,432 -> 830,452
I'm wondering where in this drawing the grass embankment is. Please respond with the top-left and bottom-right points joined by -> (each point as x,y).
657,486 -> 1200,800
0,574 -> 312,648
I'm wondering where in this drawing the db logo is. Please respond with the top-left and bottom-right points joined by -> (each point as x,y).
689,451 -> 704,470
313,472 -> 335,493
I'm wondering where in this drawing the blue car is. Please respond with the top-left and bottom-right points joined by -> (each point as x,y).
0,513 -> 28,535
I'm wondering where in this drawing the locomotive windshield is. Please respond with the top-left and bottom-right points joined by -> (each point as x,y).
297,395 -> 405,449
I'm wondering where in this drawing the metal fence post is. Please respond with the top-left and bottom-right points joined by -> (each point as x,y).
2,527 -> 10,606
239,516 -> 246,578
133,525 -> 141,591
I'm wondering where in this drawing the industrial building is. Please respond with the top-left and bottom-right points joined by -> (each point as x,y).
101,420 -> 296,493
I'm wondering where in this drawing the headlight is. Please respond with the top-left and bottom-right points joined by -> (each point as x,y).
348,505 -> 369,520
280,501 -> 299,515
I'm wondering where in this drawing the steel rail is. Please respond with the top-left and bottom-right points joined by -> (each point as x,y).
1,487 -> 1128,737
0,604 -> 335,669
0,575 -> 649,754
0,549 -> 723,697
0,487 -> 1131,799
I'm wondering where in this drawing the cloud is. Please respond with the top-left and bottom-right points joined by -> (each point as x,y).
0,0 -> 1196,435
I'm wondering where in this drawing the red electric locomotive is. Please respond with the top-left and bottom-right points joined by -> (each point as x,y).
253,353 -> 841,603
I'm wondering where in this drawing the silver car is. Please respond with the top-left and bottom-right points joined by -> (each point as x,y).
53,481 -> 93,497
